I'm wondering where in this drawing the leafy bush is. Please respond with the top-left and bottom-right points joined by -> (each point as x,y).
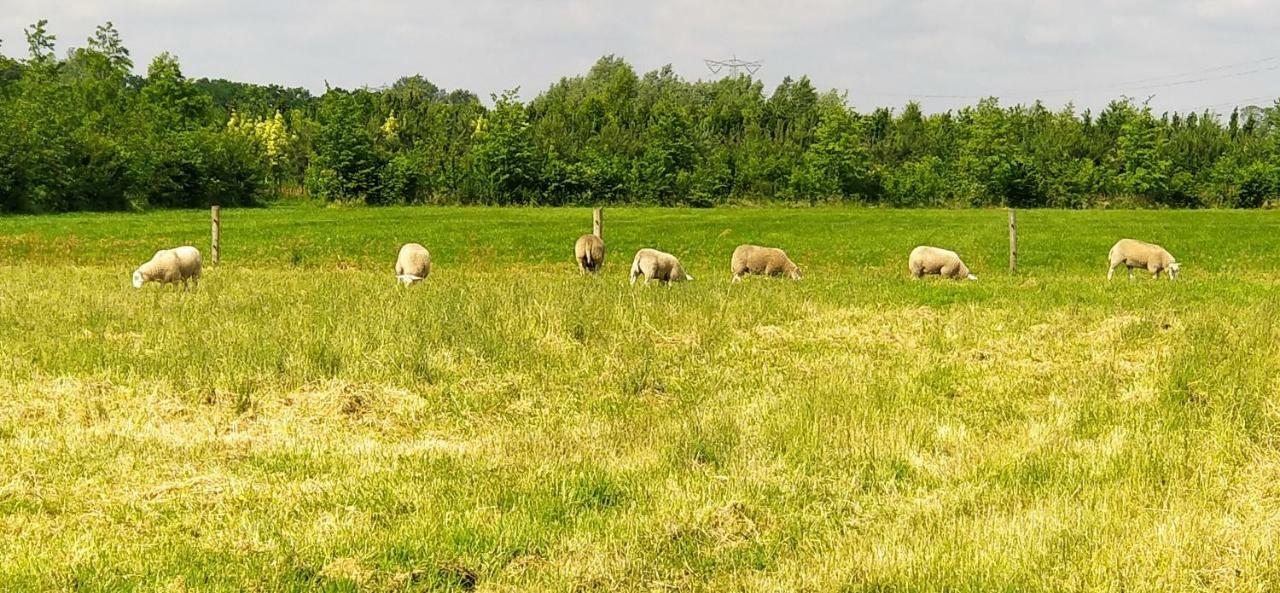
140,130 -> 266,208
1234,161 -> 1277,208
379,149 -> 434,204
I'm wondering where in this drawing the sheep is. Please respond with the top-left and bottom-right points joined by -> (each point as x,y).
395,243 -> 431,286
132,246 -> 202,290
630,248 -> 693,285
574,234 -> 605,273
909,246 -> 977,281
730,244 -> 802,281
1108,239 -> 1180,281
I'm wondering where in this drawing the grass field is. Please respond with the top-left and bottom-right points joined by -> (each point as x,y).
2,205 -> 1280,592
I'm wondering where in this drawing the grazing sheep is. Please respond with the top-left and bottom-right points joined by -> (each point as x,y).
1108,239 -> 1180,281
909,246 -> 977,281
395,243 -> 431,286
730,244 -> 802,281
574,234 -> 605,273
132,246 -> 202,290
630,248 -> 693,285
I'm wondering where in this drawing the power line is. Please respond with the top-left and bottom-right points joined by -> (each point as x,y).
854,54 -> 1280,103
1126,64 -> 1280,92
1104,54 -> 1280,85
1190,94 -> 1279,114
1029,55 -> 1280,95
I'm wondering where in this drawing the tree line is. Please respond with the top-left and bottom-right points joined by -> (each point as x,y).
2,20 -> 1278,213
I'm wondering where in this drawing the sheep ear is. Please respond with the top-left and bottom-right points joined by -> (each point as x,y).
132,271 -> 143,288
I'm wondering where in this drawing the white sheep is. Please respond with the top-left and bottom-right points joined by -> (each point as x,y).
574,234 -> 605,273
395,243 -> 431,286
730,245 -> 802,281
1108,239 -> 1180,280
133,246 -> 202,290
630,248 -> 693,285
909,246 -> 976,281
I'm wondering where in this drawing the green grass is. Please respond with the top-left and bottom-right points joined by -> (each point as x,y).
1,204 -> 1279,592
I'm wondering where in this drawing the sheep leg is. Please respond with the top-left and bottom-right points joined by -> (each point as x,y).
1107,263 -> 1116,280
1127,267 -> 1134,281
732,272 -> 743,283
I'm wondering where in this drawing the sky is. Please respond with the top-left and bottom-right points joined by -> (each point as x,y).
2,0 -> 1277,114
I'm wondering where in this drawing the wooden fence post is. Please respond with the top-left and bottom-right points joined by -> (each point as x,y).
1008,208 -> 1017,274
592,207 -> 603,238
212,205 -> 221,266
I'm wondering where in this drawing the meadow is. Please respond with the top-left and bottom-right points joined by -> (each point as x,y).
1,205 -> 1279,592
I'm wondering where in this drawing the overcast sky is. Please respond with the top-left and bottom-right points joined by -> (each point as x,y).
2,0 -> 1277,114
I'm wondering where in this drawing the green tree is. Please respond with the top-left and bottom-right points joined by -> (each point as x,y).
955,98 -> 1045,207
24,19 -> 56,70
634,99 -> 695,204
141,53 -> 211,129
306,92 -> 385,203
1114,103 -> 1174,203
472,89 -> 541,204
789,94 -> 877,203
